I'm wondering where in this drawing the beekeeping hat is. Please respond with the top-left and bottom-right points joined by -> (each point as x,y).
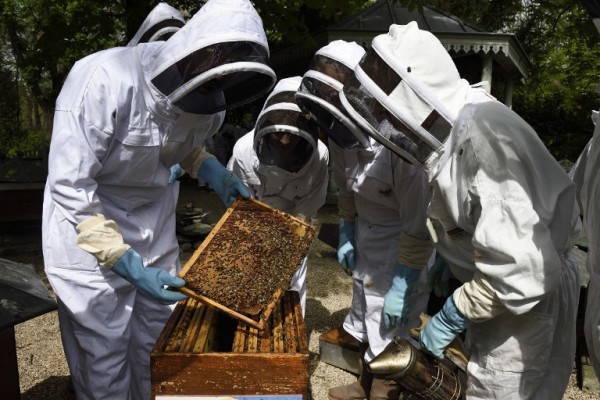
127,2 -> 185,46
295,40 -> 370,149
147,0 -> 276,115
254,76 -> 319,173
340,22 -> 474,169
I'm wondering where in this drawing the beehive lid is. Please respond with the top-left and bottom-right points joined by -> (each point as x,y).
0,258 -> 57,330
178,197 -> 315,329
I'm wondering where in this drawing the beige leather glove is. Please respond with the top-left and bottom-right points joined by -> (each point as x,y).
454,272 -> 506,322
75,214 -> 131,268
397,232 -> 434,270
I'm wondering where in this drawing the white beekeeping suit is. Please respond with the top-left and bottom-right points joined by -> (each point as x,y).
296,40 -> 434,400
42,0 -> 276,399
127,2 -> 185,46
570,114 -> 600,381
228,76 -> 329,314
341,22 -> 581,399
128,3 -> 188,184
569,0 -> 600,381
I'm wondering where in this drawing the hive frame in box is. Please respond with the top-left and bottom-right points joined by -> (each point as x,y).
177,197 -> 315,330
151,291 -> 309,399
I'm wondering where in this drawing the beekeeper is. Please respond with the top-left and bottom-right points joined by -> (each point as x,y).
571,111 -> 600,384
227,76 -> 329,315
569,0 -> 600,381
340,22 -> 581,399
296,40 -> 433,400
127,2 -> 185,46
41,0 -> 276,399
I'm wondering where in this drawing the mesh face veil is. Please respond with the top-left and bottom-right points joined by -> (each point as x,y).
147,0 -> 276,115
254,77 -> 319,173
295,40 -> 370,150
340,22 -> 473,169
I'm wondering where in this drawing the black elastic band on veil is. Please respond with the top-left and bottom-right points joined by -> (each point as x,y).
139,19 -> 185,44
263,91 -> 297,109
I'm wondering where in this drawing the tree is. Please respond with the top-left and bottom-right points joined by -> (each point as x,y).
398,0 -> 600,161
509,0 -> 600,161
5,0 -> 596,162
0,0 -> 371,158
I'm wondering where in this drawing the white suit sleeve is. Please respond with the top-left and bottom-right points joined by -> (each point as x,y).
462,105 -> 571,316
47,81 -> 115,226
227,138 -> 246,181
569,138 -> 591,215
180,146 -> 215,179
393,157 -> 433,267
329,141 -> 357,220
227,132 -> 258,197
293,141 -> 329,219
470,196 -> 564,316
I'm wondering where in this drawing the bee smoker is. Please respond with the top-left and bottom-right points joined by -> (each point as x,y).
367,335 -> 467,400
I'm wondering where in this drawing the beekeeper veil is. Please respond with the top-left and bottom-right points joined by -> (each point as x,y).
127,2 -> 185,46
295,40 -> 370,150
146,0 -> 277,115
340,22 -> 478,173
254,77 -> 319,174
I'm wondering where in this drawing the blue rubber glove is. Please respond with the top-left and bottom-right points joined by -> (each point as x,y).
428,255 -> 451,298
198,157 -> 251,207
420,291 -> 471,359
383,262 -> 422,328
337,219 -> 356,276
168,164 -> 183,183
112,249 -> 188,305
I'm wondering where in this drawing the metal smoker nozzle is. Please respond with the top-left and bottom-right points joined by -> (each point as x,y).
367,336 -> 418,380
367,335 -> 466,400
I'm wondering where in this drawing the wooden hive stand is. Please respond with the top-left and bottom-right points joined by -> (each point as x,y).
151,290 -> 309,399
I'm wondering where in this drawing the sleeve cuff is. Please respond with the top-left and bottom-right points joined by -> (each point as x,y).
396,232 -> 433,269
338,195 -> 357,220
76,214 -> 131,268
180,147 -> 214,179
454,272 -> 506,322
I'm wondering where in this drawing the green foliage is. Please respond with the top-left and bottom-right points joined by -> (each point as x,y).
0,0 -> 372,159
2,0 -> 598,163
0,45 -> 20,159
399,0 -> 600,161
1,0 -> 124,110
252,0 -> 372,49
4,129 -> 48,158
511,1 -> 600,161
423,0 -> 522,32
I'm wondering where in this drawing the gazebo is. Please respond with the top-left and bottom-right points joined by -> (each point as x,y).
270,0 -> 531,107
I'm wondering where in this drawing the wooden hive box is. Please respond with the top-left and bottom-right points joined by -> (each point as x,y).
151,290 -> 309,399
178,197 -> 315,330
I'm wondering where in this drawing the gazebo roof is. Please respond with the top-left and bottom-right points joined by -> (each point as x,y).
329,1 -> 483,33
327,1 -> 531,79
271,1 -> 531,80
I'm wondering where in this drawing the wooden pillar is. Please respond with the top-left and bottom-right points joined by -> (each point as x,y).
480,54 -> 493,93
504,77 -> 514,108
0,326 -> 21,400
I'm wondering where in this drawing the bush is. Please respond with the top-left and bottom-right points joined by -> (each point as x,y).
3,130 -> 49,159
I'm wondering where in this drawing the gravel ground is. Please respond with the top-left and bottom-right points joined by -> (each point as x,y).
6,182 -> 600,399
